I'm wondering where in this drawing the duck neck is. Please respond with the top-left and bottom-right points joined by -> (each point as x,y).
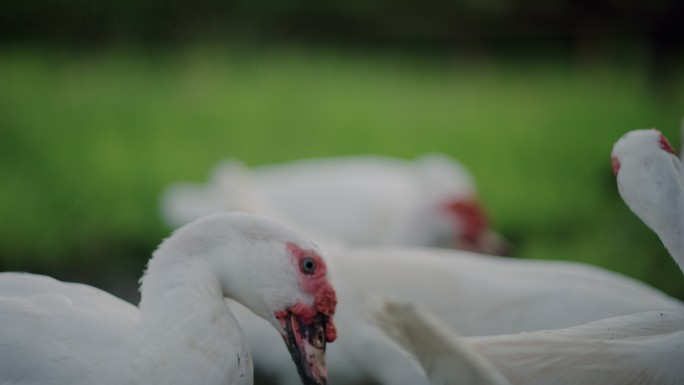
134,247 -> 252,384
670,176 -> 684,274
139,248 -> 225,323
659,217 -> 684,275
652,177 -> 684,276
632,201 -> 684,277
620,156 -> 684,277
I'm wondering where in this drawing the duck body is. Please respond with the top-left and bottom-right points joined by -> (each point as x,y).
0,271 -> 250,385
0,274 -> 144,385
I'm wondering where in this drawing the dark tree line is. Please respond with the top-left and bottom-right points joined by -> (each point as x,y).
2,0 -> 682,97
1,0 -> 681,44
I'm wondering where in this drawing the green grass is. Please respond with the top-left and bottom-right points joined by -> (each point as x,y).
1,44 -> 683,300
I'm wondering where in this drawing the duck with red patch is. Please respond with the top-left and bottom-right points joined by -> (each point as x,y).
0,213 -> 338,385
160,153 -> 511,255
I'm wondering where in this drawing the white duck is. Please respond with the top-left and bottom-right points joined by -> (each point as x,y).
160,154 -> 509,255
0,213 -> 338,385
373,128 -> 684,385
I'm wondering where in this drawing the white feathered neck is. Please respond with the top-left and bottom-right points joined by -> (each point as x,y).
133,213 -> 316,383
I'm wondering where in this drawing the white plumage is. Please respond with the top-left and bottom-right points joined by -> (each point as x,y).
0,213 -> 337,385
235,243 -> 681,385
161,154 -> 509,254
372,128 -> 684,385
614,129 -> 684,271
373,301 -> 512,385
375,302 -> 684,385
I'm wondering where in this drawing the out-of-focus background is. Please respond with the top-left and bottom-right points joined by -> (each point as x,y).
1,1 -> 683,302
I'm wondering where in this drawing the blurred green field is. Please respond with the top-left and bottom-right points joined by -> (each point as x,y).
1,44 -> 683,301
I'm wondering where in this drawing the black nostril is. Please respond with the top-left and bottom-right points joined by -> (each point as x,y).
309,323 -> 326,349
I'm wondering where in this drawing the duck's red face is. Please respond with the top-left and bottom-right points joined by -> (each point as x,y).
659,133 -> 676,155
275,243 -> 337,385
611,155 -> 621,176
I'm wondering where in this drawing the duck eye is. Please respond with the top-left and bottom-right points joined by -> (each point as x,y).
301,257 -> 316,274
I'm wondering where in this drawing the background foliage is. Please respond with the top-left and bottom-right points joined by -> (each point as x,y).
1,1 -> 683,301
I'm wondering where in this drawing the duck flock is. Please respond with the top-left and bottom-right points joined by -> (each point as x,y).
0,128 -> 682,385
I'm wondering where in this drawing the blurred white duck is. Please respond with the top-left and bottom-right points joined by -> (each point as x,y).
161,154 -> 509,255
0,213 -> 338,385
373,128 -> 684,385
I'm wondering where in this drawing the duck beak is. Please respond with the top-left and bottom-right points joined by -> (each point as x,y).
444,199 -> 511,256
279,312 -> 329,385
462,230 -> 513,256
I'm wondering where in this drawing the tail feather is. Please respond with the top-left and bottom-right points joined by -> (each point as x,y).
374,301 -> 511,385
